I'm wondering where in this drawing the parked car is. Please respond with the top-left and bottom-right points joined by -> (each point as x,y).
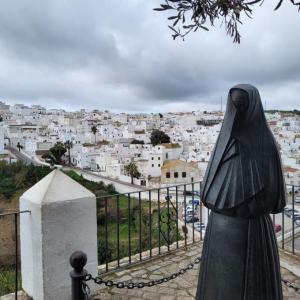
182,207 -> 194,216
286,211 -> 300,218
183,190 -> 194,196
284,208 -> 296,218
194,222 -> 205,231
284,210 -> 292,218
185,215 -> 199,223
194,221 -> 205,227
195,227 -> 206,233
188,199 -> 200,206
284,207 -> 292,212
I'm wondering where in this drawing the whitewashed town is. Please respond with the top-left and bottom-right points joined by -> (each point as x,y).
1,100 -> 300,300
0,101 -> 299,188
1,1 -> 300,299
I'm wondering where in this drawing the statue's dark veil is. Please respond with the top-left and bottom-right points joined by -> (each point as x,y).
201,84 -> 286,215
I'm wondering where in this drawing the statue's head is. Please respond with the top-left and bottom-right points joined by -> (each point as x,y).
230,88 -> 249,113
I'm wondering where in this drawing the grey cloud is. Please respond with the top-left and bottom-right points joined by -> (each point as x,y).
0,0 -> 299,112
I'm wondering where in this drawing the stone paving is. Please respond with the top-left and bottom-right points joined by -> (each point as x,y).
93,243 -> 300,300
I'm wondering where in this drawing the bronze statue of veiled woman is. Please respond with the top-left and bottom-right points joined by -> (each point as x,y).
196,84 -> 286,300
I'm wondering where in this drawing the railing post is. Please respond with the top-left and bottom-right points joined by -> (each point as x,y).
70,251 -> 88,300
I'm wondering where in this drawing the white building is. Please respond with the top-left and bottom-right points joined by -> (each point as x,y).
0,123 -> 5,154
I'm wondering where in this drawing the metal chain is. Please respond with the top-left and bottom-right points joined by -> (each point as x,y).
281,278 -> 300,293
81,280 -> 91,300
84,256 -> 202,290
82,256 -> 300,295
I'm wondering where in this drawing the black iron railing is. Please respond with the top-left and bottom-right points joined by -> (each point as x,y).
96,182 -> 300,274
277,184 -> 300,255
95,181 -> 205,274
0,210 -> 30,300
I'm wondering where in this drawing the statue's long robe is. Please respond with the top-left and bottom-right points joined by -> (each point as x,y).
196,84 -> 286,300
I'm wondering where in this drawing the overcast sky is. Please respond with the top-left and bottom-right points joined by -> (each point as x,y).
0,0 -> 299,113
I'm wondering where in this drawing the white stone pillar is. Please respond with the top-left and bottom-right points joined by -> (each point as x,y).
20,169 -> 98,300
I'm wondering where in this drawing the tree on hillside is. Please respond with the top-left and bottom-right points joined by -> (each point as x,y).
64,140 -> 73,166
150,130 -> 170,146
0,115 -> 3,122
131,139 -> 145,145
91,125 -> 98,144
16,142 -> 23,152
49,142 -> 67,164
124,162 -> 141,184
154,0 -> 300,43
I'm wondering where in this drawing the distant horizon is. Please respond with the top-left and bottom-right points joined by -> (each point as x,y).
2,98 -> 299,115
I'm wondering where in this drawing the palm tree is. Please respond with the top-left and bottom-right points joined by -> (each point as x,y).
91,126 -> 97,145
124,162 -> 141,184
64,140 -> 73,166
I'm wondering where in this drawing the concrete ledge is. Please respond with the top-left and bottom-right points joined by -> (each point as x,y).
279,248 -> 300,278
0,291 -> 30,300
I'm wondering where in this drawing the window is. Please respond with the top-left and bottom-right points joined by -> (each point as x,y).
174,172 -> 178,178
152,157 -> 154,160
158,157 -> 161,160
182,172 -> 186,178
166,153 -> 169,159
166,172 -> 170,178
152,164 -> 154,167
158,164 -> 161,167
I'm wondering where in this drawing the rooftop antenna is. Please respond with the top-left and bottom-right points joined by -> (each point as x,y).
265,99 -> 267,111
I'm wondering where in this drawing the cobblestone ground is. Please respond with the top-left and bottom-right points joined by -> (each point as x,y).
93,243 -> 300,300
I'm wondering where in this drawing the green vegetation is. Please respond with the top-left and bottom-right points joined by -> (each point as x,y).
150,130 -> 170,146
91,125 -> 97,144
155,0 -> 299,44
41,141 -> 68,165
64,170 -> 116,197
0,161 -> 52,199
0,267 -> 21,296
97,196 -> 181,264
124,162 -> 141,184
131,139 -> 144,144
65,170 -> 183,264
64,140 -> 73,166
266,109 -> 300,116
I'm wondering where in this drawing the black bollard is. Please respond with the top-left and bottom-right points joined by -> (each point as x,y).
70,251 -> 88,300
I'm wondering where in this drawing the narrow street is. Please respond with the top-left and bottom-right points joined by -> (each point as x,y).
6,147 -> 42,166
